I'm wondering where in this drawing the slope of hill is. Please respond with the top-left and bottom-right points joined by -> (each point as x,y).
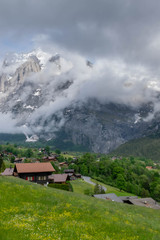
0,176 -> 160,240
111,137 -> 160,162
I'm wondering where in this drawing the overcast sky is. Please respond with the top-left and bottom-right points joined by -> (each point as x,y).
0,0 -> 160,68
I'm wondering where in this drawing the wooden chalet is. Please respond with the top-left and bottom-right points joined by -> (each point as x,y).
13,162 -> 55,184
63,169 -> 81,180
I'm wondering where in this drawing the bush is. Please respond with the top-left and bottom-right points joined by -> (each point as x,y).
48,182 -> 73,192
84,188 -> 93,196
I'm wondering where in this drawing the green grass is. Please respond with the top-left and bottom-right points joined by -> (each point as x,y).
71,179 -> 94,194
0,176 -> 160,240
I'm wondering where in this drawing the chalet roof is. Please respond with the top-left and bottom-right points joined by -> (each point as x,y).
1,168 -> 14,176
93,193 -> 123,203
48,174 -> 68,183
15,162 -> 55,174
127,198 -> 160,209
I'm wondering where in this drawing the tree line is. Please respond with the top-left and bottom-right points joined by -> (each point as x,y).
66,153 -> 160,201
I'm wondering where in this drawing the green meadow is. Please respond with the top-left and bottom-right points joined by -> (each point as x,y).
71,179 -> 94,194
0,176 -> 160,240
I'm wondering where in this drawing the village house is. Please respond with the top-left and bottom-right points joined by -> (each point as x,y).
13,162 -> 55,184
48,174 -> 69,184
121,197 -> 160,209
93,193 -> 160,210
63,169 -> 81,180
42,155 -> 58,162
146,166 -> 153,170
59,162 -> 68,168
64,169 -> 76,180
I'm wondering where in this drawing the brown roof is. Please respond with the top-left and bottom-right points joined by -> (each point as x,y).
15,162 -> 55,173
48,174 -> 68,183
1,168 -> 14,176
59,162 -> 67,165
146,166 -> 153,169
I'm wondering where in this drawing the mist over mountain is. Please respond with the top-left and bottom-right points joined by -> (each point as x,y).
0,48 -> 160,153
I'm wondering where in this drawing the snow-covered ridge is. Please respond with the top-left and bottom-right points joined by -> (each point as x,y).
3,48 -> 52,69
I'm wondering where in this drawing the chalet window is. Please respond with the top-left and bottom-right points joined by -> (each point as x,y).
38,176 -> 47,181
26,176 -> 34,181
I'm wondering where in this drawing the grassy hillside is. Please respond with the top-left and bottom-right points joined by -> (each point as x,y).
0,177 -> 160,240
111,137 -> 160,162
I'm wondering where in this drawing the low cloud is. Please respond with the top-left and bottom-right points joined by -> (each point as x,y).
21,47 -> 160,130
0,112 -> 24,133
1,46 -> 160,135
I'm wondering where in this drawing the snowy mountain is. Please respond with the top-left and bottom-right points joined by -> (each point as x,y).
0,49 -> 159,153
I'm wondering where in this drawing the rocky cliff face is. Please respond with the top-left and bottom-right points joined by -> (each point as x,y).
56,102 -> 151,153
0,56 -> 41,93
0,49 -> 156,153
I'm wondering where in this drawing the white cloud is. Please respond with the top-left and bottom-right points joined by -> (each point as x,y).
0,112 -> 23,133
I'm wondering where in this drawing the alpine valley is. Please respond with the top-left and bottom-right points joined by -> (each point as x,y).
0,49 -> 160,155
